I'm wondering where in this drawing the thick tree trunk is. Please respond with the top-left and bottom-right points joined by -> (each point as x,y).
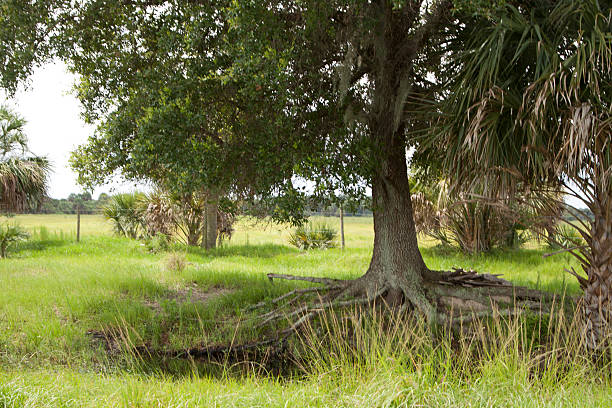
352,0 -> 442,318
582,189 -> 612,349
356,146 -> 438,319
203,192 -> 219,250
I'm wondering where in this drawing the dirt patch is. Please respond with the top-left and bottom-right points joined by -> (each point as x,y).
142,284 -> 233,313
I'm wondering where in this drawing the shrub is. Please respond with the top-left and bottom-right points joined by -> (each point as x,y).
102,193 -> 146,239
143,190 -> 237,246
412,191 -> 514,253
144,233 -> 171,253
289,222 -> 338,250
0,222 -> 28,258
164,252 -> 187,272
411,180 -> 558,254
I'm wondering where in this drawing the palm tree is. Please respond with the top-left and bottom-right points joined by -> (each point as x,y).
102,193 -> 146,239
0,105 -> 50,213
435,0 -> 611,348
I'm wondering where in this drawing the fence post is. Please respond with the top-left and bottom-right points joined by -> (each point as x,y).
340,203 -> 345,249
76,206 -> 81,242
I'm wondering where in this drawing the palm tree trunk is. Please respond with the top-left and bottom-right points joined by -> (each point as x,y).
582,189 -> 612,349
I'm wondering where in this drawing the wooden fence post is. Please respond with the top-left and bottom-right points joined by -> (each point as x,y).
76,206 -> 81,242
340,203 -> 345,249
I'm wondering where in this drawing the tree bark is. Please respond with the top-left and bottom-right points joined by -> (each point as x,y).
345,0 -> 446,319
355,141 -> 438,320
582,189 -> 612,349
203,192 -> 219,250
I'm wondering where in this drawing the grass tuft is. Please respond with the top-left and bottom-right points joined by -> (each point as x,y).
163,252 -> 187,273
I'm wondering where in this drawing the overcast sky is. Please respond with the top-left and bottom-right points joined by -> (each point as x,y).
6,62 -> 144,199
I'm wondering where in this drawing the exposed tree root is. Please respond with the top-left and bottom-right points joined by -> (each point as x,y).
266,273 -> 346,286
264,288 -> 388,336
262,268 -> 558,330
247,285 -> 344,311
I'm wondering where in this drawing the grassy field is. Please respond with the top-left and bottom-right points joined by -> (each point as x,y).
0,215 -> 610,407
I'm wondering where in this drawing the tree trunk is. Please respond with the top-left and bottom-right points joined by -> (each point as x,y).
582,189 -> 612,349
354,128 -> 438,320
349,0 -> 442,319
203,192 -> 219,250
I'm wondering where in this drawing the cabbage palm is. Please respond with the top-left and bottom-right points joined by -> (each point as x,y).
436,0 -> 611,348
102,193 -> 146,239
0,105 -> 50,213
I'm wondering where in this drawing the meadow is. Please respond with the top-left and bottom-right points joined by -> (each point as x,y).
0,215 -> 610,407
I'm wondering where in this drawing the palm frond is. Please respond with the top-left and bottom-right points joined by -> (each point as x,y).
0,105 -> 29,156
0,157 -> 51,213
433,0 -> 610,198
0,104 -> 51,213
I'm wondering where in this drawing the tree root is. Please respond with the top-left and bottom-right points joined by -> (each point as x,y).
247,285 -> 344,311
261,287 -> 388,335
146,268 -> 563,363
266,273 -> 346,286
258,268 -> 561,333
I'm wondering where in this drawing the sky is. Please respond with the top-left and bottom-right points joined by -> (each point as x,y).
7,62 -> 144,199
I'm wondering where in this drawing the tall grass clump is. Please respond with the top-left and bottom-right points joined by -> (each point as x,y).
293,302 -> 611,403
164,252 -> 187,272
288,222 -> 338,250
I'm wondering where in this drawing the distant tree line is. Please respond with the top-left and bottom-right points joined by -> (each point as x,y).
27,193 -> 111,215
306,198 -> 372,217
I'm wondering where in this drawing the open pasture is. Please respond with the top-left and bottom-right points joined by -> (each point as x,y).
0,215 -> 609,407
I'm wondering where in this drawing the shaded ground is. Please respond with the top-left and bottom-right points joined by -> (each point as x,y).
140,284 -> 234,314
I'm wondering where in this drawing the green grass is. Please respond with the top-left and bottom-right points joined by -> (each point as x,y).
11,214 -> 112,237
0,215 -> 608,407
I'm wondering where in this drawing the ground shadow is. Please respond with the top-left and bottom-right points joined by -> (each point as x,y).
15,238 -> 70,252
82,276 -> 298,380
184,243 -> 297,260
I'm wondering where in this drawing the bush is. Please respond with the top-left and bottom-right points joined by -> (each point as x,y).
142,190 -> 237,247
103,193 -> 146,239
144,233 -> 171,253
164,252 -> 187,272
0,222 -> 28,258
411,181 -> 558,254
289,222 -> 338,250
